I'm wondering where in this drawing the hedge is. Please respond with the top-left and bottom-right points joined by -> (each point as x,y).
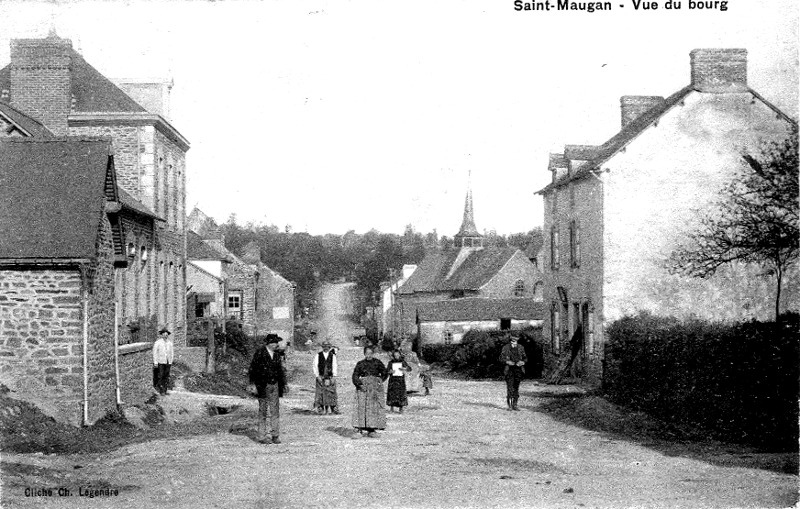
421,327 -> 544,379
603,312 -> 799,450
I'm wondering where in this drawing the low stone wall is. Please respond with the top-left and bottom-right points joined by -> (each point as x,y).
175,346 -> 207,373
118,342 -> 154,404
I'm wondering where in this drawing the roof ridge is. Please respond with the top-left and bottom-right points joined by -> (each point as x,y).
0,136 -> 112,143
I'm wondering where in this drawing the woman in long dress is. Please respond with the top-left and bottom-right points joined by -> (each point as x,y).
386,349 -> 411,413
351,345 -> 388,437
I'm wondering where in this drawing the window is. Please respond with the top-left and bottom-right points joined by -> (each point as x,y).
500,318 -> 511,330
228,291 -> 242,319
550,226 -> 560,270
443,331 -> 453,345
513,280 -> 525,297
551,303 -> 560,352
533,281 -> 544,302
587,306 -> 595,354
569,220 -> 581,268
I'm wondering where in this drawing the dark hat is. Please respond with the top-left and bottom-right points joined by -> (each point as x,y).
265,334 -> 281,345
159,327 -> 171,335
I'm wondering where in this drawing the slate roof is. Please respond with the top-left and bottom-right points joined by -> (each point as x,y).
117,187 -> 163,221
0,102 -> 55,138
0,48 -> 146,114
187,231 -> 230,261
538,82 -> 798,195
397,248 -> 519,294
0,138 -> 114,260
417,298 -> 544,322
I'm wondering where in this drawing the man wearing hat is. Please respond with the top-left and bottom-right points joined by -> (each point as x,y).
312,339 -> 339,414
152,327 -> 174,396
248,334 -> 286,444
499,334 -> 526,411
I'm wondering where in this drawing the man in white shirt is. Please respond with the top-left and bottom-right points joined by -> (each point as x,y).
152,327 -> 174,396
313,339 -> 339,414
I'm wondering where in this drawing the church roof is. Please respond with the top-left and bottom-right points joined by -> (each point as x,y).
397,248 -> 520,294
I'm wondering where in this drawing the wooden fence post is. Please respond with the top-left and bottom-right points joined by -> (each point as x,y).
206,320 -> 216,374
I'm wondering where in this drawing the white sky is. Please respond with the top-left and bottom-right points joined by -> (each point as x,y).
0,0 -> 797,235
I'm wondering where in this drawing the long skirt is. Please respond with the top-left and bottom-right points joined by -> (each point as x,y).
314,378 -> 338,408
352,376 -> 386,430
386,375 -> 408,407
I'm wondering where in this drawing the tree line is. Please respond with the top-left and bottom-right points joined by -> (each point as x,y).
219,218 -> 542,314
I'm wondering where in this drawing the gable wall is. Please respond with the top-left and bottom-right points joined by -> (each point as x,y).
480,251 -> 540,299
602,91 -> 796,322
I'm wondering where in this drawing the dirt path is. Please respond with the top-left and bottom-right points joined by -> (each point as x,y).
2,283 -> 797,508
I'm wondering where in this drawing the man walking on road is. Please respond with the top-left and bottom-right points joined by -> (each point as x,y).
500,334 -> 526,411
248,335 -> 286,444
313,339 -> 339,414
152,327 -> 174,396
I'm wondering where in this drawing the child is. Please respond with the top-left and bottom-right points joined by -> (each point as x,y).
419,364 -> 433,396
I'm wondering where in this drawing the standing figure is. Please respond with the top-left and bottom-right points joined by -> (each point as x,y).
248,335 -> 286,444
499,334 -> 527,411
386,350 -> 412,413
152,327 -> 174,396
351,345 -> 388,437
313,339 -> 340,414
419,364 -> 434,396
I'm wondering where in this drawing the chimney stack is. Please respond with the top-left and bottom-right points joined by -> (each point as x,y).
10,33 -> 73,135
242,242 -> 262,265
690,48 -> 747,91
620,96 -> 665,128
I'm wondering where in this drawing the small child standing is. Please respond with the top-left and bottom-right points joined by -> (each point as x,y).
419,364 -> 433,396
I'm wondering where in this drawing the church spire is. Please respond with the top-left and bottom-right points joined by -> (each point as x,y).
453,171 -> 483,248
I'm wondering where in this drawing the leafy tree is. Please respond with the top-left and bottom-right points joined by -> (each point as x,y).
670,134 -> 799,319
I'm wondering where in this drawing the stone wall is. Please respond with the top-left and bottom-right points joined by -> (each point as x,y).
0,268 -> 85,425
69,123 -> 188,347
117,343 -> 154,404
117,214 -> 157,344
85,214 -> 118,423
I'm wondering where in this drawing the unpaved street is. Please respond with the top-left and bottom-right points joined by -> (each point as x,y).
2,283 -> 797,509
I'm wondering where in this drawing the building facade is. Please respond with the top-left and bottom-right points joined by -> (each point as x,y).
394,184 -> 541,338
0,139 -> 128,425
0,33 -> 190,347
538,48 -> 798,384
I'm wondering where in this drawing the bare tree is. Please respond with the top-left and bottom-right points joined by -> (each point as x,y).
670,133 -> 799,320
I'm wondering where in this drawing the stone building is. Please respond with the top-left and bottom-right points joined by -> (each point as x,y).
0,138 -> 128,425
393,184 -> 541,337
0,32 -> 190,347
537,48 -> 798,384
187,208 -> 296,341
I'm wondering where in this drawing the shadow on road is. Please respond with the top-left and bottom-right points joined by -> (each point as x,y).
532,393 -> 799,475
325,426 -> 355,438
462,401 -> 507,411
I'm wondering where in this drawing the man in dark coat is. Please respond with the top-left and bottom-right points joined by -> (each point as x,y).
248,334 -> 286,444
499,334 -> 527,411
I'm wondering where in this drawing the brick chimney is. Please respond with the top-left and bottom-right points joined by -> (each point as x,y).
10,33 -> 73,135
690,48 -> 747,91
620,96 -> 665,128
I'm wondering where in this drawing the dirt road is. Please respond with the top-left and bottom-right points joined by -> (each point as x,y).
2,283 -> 797,508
